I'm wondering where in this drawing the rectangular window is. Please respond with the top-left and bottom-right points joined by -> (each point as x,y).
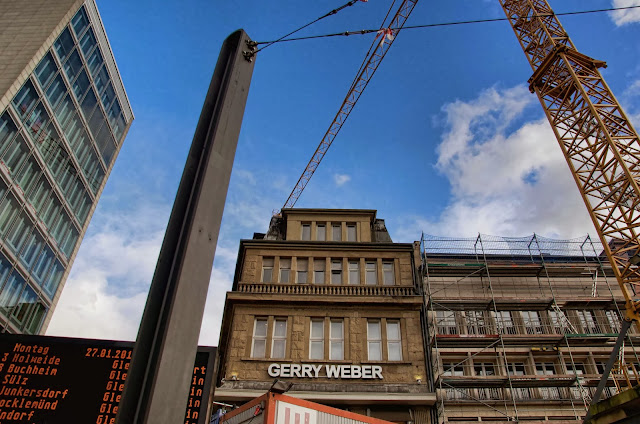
367,320 -> 382,361
32,246 -> 54,284
549,309 -> 567,334
521,311 -> 543,334
436,310 -> 458,335
316,224 -> 326,241
20,228 -> 45,270
314,259 -> 325,284
474,363 -> 495,376
570,363 -> 588,400
55,28 -> 75,61
535,362 -> 555,376
331,260 -> 342,284
0,113 -> 19,157
494,311 -> 516,335
348,261 -> 359,284
606,310 -> 621,332
0,193 -> 20,237
12,80 -> 39,119
310,319 -> 324,360
71,7 -> 90,37
577,310 -> 599,334
365,261 -> 377,285
382,261 -> 394,285
4,133 -> 29,176
466,311 -> 489,335
279,258 -> 291,283
43,259 -> 63,298
0,270 -> 26,317
387,320 -> 402,361
251,318 -> 268,358
297,258 -> 308,284
332,224 -> 341,241
301,224 -> 311,241
536,363 -> 560,399
347,224 -> 357,242
443,363 -> 464,376
271,319 -> 287,359
507,363 -> 526,376
329,319 -> 344,360
262,258 -> 274,283
35,53 -> 58,90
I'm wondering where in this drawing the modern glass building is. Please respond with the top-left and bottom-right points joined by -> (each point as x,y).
0,0 -> 133,334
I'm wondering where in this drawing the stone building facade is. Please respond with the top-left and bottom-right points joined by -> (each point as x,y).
215,209 -> 436,423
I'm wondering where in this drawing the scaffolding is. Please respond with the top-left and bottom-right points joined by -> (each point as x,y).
421,233 -> 640,424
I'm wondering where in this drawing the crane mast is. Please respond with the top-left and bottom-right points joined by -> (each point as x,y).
500,0 -> 640,325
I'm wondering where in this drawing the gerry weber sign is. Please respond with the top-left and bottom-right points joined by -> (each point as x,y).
268,363 -> 383,379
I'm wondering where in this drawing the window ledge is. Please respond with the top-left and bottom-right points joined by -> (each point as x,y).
361,360 -> 413,365
241,358 -> 293,362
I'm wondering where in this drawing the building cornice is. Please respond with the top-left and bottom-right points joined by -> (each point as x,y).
239,239 -> 415,251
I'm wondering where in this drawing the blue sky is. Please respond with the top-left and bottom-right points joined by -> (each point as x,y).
46,0 -> 640,344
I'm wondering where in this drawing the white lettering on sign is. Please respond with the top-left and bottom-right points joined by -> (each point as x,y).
268,364 -> 383,379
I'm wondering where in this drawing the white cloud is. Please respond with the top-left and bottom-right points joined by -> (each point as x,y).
610,0 -> 640,26
333,173 -> 351,187
398,85 -> 596,241
46,201 -> 169,341
47,165 -> 284,346
626,80 -> 640,98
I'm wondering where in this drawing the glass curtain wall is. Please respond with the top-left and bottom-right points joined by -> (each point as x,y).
0,4 -> 129,334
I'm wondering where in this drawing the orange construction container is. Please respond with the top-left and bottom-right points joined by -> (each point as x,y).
220,392 -> 396,424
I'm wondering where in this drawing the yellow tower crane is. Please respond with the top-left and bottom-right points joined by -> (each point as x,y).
498,0 -> 640,412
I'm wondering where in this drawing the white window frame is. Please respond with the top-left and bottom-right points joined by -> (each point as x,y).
577,310 -> 599,333
251,318 -> 268,358
348,261 -> 359,284
365,261 -> 377,285
437,310 -> 458,335
279,258 -> 291,283
443,362 -> 464,376
262,258 -> 274,283
548,310 -> 565,334
309,319 -> 324,360
507,362 -> 526,376
386,320 -> 402,361
329,319 -> 344,360
495,311 -> 515,334
313,259 -> 325,284
521,310 -> 543,334
606,310 -> 621,332
271,318 -> 287,359
367,319 -> 382,361
297,258 -> 308,284
382,261 -> 394,285
474,362 -> 495,376
331,260 -> 342,284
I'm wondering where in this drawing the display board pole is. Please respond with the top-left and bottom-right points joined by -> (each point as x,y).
116,29 -> 255,424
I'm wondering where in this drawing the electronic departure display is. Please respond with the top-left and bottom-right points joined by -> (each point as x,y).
0,333 -> 215,424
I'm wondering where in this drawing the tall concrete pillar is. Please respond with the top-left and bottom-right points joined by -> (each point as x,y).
116,29 -> 255,424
